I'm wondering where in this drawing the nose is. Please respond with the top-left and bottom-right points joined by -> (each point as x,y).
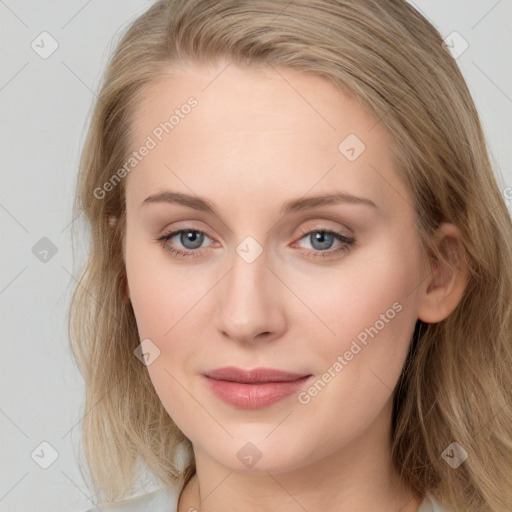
214,244 -> 286,345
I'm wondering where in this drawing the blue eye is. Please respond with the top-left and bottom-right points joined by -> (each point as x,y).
158,229 -> 212,259
294,228 -> 355,258
157,227 -> 355,260
174,229 -> 205,250
302,231 -> 342,251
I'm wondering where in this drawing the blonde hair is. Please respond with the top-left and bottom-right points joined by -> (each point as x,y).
69,1 -> 512,509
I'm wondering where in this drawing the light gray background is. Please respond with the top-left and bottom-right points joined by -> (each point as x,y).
0,1 -> 510,511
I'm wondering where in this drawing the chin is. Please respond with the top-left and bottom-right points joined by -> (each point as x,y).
194,430 -> 323,474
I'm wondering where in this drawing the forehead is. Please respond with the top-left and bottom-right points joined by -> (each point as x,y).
125,62 -> 409,217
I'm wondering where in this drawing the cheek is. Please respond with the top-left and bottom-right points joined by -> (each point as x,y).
292,236 -> 418,382
125,239 -> 215,401
125,252 -> 209,432
125,229 -> 208,339
293,233 -> 421,417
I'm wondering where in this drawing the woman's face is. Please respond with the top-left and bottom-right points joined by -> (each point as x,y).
123,62 -> 428,473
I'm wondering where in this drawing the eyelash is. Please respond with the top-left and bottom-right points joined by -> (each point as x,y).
157,226 -> 356,260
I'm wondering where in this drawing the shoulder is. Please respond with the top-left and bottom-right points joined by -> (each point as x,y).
81,482 -> 183,512
80,487 -> 453,512
418,494 -> 455,512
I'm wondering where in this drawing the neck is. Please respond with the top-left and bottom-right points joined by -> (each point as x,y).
178,399 -> 422,512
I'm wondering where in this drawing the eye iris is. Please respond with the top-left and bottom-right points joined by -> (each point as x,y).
310,231 -> 334,250
181,230 -> 204,249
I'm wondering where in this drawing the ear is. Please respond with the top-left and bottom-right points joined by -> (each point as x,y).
417,222 -> 468,324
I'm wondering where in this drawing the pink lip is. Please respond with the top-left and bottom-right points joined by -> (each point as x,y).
203,366 -> 313,409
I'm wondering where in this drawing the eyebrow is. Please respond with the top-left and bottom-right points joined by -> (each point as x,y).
141,190 -> 377,216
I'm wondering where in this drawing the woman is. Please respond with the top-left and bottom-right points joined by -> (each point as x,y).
70,1 -> 512,511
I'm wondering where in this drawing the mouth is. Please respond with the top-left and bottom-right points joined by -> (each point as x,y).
202,366 -> 313,409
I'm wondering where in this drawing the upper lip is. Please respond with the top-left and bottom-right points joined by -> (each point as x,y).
204,366 -> 311,383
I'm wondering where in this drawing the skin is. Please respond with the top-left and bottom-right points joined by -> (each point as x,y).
122,61 -> 467,512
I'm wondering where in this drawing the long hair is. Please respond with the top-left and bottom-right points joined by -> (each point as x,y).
68,1 -> 512,509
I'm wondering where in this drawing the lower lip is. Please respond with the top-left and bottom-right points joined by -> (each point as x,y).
204,375 -> 313,409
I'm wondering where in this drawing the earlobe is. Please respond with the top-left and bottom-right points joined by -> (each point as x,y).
417,223 -> 468,324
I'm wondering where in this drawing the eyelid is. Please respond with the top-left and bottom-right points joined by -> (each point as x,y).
294,222 -> 353,241
158,226 -> 214,246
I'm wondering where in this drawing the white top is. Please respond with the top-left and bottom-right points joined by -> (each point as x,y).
83,481 -> 452,512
